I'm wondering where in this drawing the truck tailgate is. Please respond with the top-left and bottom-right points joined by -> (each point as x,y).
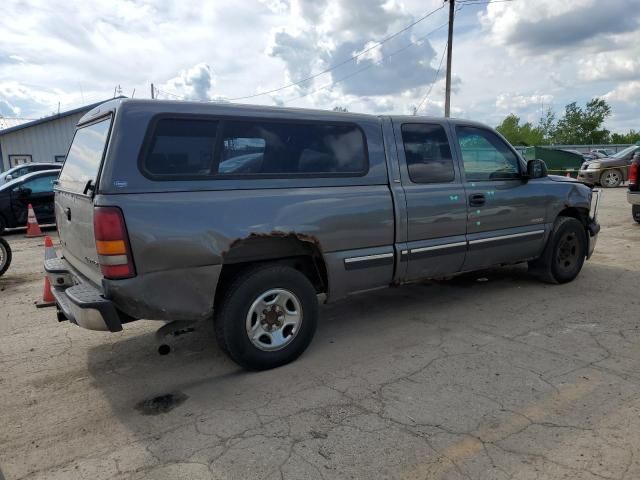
55,115 -> 113,286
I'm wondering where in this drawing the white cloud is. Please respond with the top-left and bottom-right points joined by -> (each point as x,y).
603,81 -> 640,104
0,0 -> 637,134
480,0 -> 640,55
0,99 -> 19,116
161,63 -> 214,101
579,52 -> 640,82
496,93 -> 554,111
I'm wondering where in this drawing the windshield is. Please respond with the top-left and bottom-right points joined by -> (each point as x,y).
612,145 -> 638,159
57,116 -> 111,194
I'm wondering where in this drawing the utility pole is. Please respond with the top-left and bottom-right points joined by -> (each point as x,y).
444,0 -> 455,118
151,83 -> 155,99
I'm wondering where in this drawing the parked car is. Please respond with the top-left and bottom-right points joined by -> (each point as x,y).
628,152 -> 640,223
0,162 -> 62,186
577,145 -> 640,187
562,149 -> 597,162
45,99 -> 600,370
0,236 -> 11,276
591,148 -> 615,157
0,170 -> 59,233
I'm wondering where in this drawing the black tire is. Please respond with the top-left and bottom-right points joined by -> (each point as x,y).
599,169 -> 623,188
214,264 -> 318,370
633,205 -> 640,224
0,237 -> 12,277
528,217 -> 587,284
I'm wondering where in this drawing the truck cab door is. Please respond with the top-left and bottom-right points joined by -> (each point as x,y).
452,124 -> 548,270
393,121 -> 467,281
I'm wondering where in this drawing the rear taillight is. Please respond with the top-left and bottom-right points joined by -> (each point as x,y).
629,160 -> 639,190
93,207 -> 136,279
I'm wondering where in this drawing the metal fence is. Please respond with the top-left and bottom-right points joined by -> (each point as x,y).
514,144 -> 633,155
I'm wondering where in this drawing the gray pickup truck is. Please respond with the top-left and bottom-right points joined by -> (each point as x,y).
45,98 -> 600,370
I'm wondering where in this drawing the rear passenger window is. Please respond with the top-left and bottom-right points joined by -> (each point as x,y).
215,120 -> 367,176
144,119 -> 218,176
401,124 -> 455,183
143,118 -> 367,178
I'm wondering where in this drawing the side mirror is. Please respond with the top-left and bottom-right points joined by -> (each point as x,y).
526,159 -> 547,179
18,187 -> 32,198
5,174 -> 13,181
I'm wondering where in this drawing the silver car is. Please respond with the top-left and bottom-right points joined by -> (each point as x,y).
0,162 -> 62,185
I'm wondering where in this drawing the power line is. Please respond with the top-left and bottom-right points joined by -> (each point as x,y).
284,21 -> 449,105
155,87 -> 183,100
456,0 -> 514,5
150,0 -> 514,105
414,40 -> 448,114
226,3 -> 446,101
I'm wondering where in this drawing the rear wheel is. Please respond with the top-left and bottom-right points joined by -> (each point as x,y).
633,205 -> 640,224
600,169 -> 623,188
529,217 -> 587,284
0,237 -> 12,277
214,264 -> 318,370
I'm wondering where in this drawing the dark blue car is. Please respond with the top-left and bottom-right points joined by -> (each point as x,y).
0,169 -> 59,233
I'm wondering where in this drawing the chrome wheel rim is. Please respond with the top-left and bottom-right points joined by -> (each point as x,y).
246,288 -> 302,351
602,171 -> 620,187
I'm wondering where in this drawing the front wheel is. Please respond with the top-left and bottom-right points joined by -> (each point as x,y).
214,264 -> 318,370
600,169 -> 623,188
633,205 -> 640,224
529,217 -> 587,284
0,237 -> 12,277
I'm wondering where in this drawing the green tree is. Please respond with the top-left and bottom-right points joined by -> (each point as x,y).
538,108 -> 556,144
611,129 -> 640,144
496,114 -> 545,146
332,106 -> 348,113
553,98 -> 611,144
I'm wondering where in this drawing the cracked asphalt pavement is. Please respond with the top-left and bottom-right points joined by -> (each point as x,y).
1,188 -> 639,480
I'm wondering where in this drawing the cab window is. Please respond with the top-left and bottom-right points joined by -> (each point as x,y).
456,126 -> 521,181
401,124 -> 455,183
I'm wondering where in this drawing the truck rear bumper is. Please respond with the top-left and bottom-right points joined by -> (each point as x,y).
45,257 -> 124,332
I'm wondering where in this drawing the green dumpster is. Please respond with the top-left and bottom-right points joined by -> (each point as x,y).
522,147 -> 584,178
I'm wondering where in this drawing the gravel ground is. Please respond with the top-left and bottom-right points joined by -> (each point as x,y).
0,188 -> 639,480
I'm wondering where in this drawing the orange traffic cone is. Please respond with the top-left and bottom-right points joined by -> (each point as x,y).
44,235 -> 56,260
36,236 -> 56,308
25,204 -> 44,238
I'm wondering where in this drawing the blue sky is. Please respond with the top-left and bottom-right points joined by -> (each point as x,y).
1,0 -> 638,133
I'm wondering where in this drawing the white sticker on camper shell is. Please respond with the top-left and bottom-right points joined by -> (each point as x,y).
113,180 -> 128,188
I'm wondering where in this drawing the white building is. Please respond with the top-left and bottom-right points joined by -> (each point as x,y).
0,100 -> 109,172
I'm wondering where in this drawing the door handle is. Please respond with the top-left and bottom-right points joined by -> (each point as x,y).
469,194 -> 486,206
